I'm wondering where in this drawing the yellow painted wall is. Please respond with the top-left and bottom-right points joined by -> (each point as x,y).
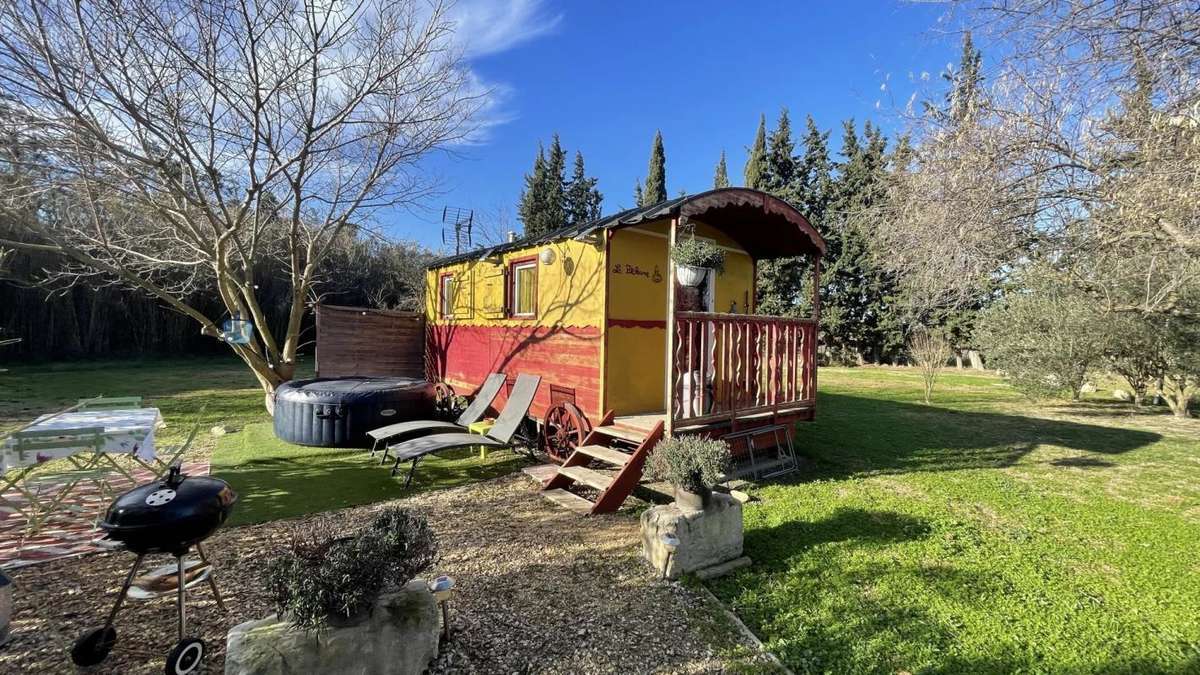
423,219 -> 755,417
425,238 -> 605,328
603,219 -> 754,415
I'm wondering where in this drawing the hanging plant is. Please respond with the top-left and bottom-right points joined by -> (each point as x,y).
671,235 -> 725,275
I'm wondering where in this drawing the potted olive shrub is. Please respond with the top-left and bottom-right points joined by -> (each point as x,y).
670,233 -> 725,288
265,508 -> 437,629
641,436 -> 746,579
646,435 -> 732,511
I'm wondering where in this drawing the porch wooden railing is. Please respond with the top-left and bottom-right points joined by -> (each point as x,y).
670,311 -> 817,428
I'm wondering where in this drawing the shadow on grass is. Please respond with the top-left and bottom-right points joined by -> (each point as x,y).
212,423 -> 527,526
746,508 -> 933,573
799,392 -> 1162,478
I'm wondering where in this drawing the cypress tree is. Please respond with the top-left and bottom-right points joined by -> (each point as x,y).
633,178 -> 643,208
743,114 -> 767,189
642,131 -> 667,206
713,150 -> 730,189
564,151 -> 603,225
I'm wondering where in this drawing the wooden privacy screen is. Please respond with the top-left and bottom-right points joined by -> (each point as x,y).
314,304 -> 425,378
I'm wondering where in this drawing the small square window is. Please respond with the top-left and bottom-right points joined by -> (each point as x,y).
509,260 -> 537,318
439,274 -> 456,318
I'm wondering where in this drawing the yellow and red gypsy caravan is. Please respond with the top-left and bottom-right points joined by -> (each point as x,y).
425,188 -> 825,513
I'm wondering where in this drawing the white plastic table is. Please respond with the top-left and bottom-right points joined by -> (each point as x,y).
0,408 -> 164,533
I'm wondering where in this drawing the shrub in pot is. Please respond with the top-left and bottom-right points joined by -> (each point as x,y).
670,235 -> 725,287
647,436 -> 732,511
265,508 -> 437,630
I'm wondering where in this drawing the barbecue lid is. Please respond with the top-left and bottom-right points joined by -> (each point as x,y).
100,464 -> 237,532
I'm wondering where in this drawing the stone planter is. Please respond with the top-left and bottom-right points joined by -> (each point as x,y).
641,492 -> 749,580
675,264 -> 708,287
225,580 -> 439,675
674,486 -> 711,513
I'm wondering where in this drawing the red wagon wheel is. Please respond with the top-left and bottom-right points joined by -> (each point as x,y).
540,402 -> 591,463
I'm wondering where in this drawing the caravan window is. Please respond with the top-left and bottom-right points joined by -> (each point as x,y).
508,259 -> 537,318
439,273 -> 456,318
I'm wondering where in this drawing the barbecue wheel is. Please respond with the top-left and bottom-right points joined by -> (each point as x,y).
71,626 -> 117,666
165,637 -> 205,675
540,402 -> 590,463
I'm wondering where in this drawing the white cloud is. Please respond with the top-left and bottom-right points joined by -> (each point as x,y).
449,0 -> 562,59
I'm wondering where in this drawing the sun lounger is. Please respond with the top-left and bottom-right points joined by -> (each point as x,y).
368,373 -> 505,461
388,374 -> 541,486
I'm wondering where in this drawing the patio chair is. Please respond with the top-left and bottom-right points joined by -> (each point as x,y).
4,427 -> 117,533
369,373 -> 506,463
387,374 -> 541,486
77,396 -> 143,410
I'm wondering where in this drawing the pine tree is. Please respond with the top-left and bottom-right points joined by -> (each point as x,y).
756,110 -> 815,315
713,150 -> 729,189
743,114 -> 767,189
949,31 -> 983,123
763,108 -> 797,202
927,31 -> 984,124
564,151 -> 603,225
633,178 -> 643,208
517,144 -> 550,236
642,131 -> 667,206
821,119 -> 899,362
517,134 -> 587,237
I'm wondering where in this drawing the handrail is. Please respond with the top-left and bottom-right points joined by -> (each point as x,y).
674,311 -> 816,325
670,312 -> 817,426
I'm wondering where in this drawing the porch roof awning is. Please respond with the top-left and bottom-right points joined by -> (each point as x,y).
427,188 -> 824,268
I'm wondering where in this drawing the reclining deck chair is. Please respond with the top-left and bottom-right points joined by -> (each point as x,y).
368,373 -> 506,463
388,374 -> 541,486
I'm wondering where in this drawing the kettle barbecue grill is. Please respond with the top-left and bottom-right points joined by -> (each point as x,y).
70,463 -> 237,674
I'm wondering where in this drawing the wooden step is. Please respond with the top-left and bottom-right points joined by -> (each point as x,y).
576,445 -> 631,466
541,488 -> 594,515
558,465 -> 614,491
593,425 -> 646,442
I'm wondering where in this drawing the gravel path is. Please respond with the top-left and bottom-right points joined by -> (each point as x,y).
0,474 -> 772,674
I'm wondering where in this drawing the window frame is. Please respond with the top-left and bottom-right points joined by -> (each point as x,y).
506,256 -> 538,319
439,272 -> 456,319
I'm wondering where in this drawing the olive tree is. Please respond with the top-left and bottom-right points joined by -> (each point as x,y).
976,273 -> 1108,400
0,0 -> 479,407
873,0 -> 1200,320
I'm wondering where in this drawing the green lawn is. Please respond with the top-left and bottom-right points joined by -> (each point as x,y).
0,357 -> 525,526
4,358 -> 1198,672
708,367 -> 1200,675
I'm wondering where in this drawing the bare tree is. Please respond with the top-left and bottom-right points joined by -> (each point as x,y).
908,326 -> 953,404
0,0 -> 480,407
873,0 -> 1200,319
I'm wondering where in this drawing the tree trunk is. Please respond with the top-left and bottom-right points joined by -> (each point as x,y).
954,351 -> 964,369
965,349 -> 985,370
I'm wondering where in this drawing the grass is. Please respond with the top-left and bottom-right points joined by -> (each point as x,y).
0,356 -> 526,526
5,357 -> 1199,672
707,367 -> 1200,675
214,422 -> 524,526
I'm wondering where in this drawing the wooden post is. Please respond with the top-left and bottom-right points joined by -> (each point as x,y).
810,256 -> 821,401
664,216 -> 678,437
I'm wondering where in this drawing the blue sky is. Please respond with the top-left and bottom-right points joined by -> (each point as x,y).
396,1 -> 964,250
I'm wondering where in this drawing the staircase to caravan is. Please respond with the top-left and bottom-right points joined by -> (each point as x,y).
540,413 -> 664,515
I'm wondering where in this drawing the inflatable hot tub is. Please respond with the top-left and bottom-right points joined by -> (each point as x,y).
273,377 -> 435,448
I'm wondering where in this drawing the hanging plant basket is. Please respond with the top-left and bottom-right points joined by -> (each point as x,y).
671,234 -> 724,288
675,264 -> 708,287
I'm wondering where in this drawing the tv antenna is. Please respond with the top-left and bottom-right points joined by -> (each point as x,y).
441,207 -> 474,255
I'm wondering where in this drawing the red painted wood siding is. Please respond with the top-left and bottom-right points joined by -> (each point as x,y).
427,324 -> 602,420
